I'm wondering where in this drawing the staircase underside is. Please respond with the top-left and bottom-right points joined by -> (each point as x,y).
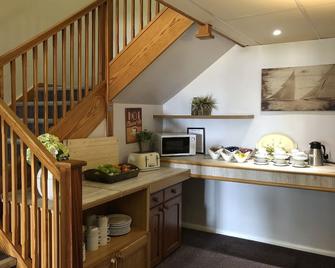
108,8 -> 194,101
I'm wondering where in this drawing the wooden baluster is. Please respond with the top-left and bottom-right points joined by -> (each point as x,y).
147,0 -> 151,23
78,18 -> 82,102
10,129 -> 18,245
53,34 -> 58,124
92,9 -> 96,88
115,0 -> 120,54
62,29 -> 67,116
10,60 -> 16,113
22,53 -> 28,125
30,154 -> 38,268
0,65 -> 3,99
52,178 -> 59,268
57,160 -> 86,268
98,5 -> 103,83
33,46 -> 39,135
1,118 -> 9,233
155,0 -> 160,15
41,166 -> 48,268
85,14 -> 89,96
131,0 -> 135,39
123,0 -> 127,48
108,0 -> 114,61
20,141 -> 28,259
139,0 -> 143,30
70,23 -> 75,109
43,40 -> 49,132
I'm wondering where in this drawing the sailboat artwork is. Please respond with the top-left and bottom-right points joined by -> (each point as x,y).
261,64 -> 335,111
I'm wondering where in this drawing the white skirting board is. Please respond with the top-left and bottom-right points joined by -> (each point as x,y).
182,222 -> 335,258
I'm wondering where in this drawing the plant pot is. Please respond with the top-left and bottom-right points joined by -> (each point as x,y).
139,142 -> 152,153
37,168 -> 54,200
199,106 -> 212,116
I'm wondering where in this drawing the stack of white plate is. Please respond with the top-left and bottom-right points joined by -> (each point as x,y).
108,214 -> 132,236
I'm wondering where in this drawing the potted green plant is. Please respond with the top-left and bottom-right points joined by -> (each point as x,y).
191,95 -> 217,116
136,129 -> 153,153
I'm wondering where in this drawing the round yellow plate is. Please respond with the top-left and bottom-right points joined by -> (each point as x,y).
256,133 -> 297,152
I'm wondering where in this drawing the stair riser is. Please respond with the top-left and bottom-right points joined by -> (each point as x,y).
36,88 -> 86,102
16,105 -> 70,119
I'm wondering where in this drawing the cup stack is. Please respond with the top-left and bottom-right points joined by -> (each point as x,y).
98,216 -> 108,246
86,226 -> 99,251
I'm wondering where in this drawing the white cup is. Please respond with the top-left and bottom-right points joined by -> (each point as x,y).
86,214 -> 97,227
98,216 -> 108,228
87,226 -> 99,251
99,226 -> 108,246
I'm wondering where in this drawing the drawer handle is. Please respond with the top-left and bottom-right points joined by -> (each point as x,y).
171,189 -> 177,194
152,197 -> 159,202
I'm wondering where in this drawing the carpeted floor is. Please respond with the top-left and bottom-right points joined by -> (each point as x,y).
156,228 -> 335,268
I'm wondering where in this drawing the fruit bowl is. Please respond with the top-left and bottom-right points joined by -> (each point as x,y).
208,146 -> 223,160
220,149 -> 235,162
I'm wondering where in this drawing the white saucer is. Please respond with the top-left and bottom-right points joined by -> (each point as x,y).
254,161 -> 268,165
293,164 -> 308,168
273,162 -> 289,167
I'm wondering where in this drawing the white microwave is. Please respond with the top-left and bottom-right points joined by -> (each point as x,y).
154,133 -> 196,156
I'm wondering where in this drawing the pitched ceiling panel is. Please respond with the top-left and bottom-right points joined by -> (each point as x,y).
302,2 -> 335,38
224,9 -> 318,44
191,0 -> 297,20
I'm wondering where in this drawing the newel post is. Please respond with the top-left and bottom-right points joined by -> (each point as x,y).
57,160 -> 86,268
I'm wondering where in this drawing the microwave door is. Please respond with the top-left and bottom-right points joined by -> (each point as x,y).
162,137 -> 190,155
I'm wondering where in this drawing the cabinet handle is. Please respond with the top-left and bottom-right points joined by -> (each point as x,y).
159,207 -> 164,212
111,257 -> 117,268
171,189 -> 177,194
152,197 -> 159,202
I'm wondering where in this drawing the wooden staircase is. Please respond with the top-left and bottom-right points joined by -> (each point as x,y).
0,0 -> 194,267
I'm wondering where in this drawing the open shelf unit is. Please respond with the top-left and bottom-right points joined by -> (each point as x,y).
153,114 -> 254,119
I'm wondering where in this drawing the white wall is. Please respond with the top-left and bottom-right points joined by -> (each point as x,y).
113,103 -> 163,162
163,38 -> 335,256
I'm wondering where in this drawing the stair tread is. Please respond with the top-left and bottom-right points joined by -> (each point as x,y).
0,253 -> 16,268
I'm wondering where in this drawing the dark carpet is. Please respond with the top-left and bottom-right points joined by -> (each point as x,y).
157,228 -> 335,268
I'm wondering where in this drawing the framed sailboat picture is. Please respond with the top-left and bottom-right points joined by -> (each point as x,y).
261,64 -> 335,111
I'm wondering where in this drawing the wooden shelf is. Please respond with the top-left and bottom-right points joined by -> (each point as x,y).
153,114 -> 254,119
84,228 -> 147,267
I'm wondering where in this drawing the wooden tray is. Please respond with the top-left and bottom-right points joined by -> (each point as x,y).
84,165 -> 140,184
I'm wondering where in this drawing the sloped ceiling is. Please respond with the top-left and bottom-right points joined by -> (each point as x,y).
160,0 -> 335,46
113,25 -> 235,105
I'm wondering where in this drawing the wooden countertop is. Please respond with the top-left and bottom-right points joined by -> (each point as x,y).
82,167 -> 190,210
161,155 -> 335,177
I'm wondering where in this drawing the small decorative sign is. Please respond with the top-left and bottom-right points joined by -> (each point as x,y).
125,108 -> 142,144
187,127 -> 206,154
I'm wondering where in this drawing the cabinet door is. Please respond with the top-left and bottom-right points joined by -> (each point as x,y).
116,234 -> 149,268
89,255 -> 116,268
162,195 -> 182,257
150,205 -> 164,267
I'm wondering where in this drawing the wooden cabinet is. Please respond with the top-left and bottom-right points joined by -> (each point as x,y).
150,183 -> 182,267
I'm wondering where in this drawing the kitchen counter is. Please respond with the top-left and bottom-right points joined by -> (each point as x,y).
82,167 -> 190,210
161,155 -> 335,192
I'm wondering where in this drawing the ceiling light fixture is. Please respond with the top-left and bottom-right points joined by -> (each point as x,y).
273,29 -> 282,36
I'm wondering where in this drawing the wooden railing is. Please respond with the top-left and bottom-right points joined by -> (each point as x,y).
0,98 -> 85,267
0,0 -> 109,136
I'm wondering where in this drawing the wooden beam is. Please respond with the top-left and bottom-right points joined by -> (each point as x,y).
196,24 -> 214,39
49,82 -> 107,140
108,8 -> 193,101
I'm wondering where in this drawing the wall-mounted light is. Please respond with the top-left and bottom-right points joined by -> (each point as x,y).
273,29 -> 282,36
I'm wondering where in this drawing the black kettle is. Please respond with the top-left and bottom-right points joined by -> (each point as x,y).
309,141 -> 328,166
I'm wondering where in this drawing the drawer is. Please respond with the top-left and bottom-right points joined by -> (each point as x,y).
164,183 -> 182,201
150,191 -> 164,208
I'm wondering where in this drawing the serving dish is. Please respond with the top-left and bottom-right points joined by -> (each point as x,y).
84,164 -> 140,184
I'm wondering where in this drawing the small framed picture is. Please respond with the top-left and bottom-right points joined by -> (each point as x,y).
125,108 -> 142,144
187,128 -> 206,154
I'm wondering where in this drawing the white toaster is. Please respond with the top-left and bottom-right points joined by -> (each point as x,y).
128,152 -> 160,171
